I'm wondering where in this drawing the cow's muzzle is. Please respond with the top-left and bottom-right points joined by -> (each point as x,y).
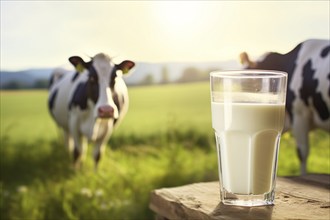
98,105 -> 115,119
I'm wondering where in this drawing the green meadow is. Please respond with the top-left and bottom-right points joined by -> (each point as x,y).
1,82 -> 329,220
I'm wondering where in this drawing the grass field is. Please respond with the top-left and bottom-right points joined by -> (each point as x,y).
1,82 -> 329,220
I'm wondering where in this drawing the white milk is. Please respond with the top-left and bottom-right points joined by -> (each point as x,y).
212,102 -> 285,195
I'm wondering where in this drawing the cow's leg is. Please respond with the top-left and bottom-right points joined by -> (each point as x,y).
72,135 -> 89,169
63,131 -> 74,154
292,115 -> 310,175
69,116 -> 88,169
72,134 -> 82,167
93,140 -> 106,171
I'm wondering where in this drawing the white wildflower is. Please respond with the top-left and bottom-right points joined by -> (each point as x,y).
95,189 -> 104,197
17,185 -> 28,194
80,188 -> 93,198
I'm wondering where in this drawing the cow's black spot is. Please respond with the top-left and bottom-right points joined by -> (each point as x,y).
69,82 -> 88,110
286,89 -> 295,122
87,66 -> 99,104
321,45 -> 330,58
48,89 -> 58,115
300,60 -> 317,105
109,67 -> 117,90
313,93 -> 330,120
300,60 -> 330,120
71,72 -> 79,82
328,73 -> 330,96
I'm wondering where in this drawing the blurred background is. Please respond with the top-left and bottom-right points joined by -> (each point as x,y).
1,1 -> 329,219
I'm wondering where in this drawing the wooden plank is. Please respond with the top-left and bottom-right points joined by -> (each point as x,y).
276,174 -> 329,203
297,174 -> 330,186
149,175 -> 330,220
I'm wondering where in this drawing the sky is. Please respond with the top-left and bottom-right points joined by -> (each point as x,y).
1,0 -> 329,71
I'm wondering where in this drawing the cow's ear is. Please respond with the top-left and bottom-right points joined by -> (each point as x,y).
239,52 -> 257,68
69,56 -> 88,73
116,60 -> 135,74
240,52 -> 250,65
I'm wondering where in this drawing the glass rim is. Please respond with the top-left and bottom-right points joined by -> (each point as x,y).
210,69 -> 287,78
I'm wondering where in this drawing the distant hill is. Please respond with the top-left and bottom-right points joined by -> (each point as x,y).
0,60 -> 241,89
0,68 -> 53,88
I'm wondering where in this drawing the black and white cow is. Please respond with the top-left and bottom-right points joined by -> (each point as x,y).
48,53 -> 135,169
240,39 -> 330,175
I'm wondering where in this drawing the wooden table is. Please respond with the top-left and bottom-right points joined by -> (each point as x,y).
149,174 -> 330,220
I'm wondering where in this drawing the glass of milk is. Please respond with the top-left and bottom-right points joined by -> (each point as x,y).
210,70 -> 287,206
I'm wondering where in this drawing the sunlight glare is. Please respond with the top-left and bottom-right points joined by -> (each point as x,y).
152,1 -> 206,34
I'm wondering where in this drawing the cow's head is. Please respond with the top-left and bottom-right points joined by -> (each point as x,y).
69,53 -> 135,120
240,51 -> 282,71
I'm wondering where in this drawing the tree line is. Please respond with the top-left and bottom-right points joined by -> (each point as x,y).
139,65 -> 219,86
1,66 -> 220,90
1,79 -> 49,90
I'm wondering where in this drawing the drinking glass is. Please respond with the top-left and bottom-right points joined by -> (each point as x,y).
210,70 -> 287,206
